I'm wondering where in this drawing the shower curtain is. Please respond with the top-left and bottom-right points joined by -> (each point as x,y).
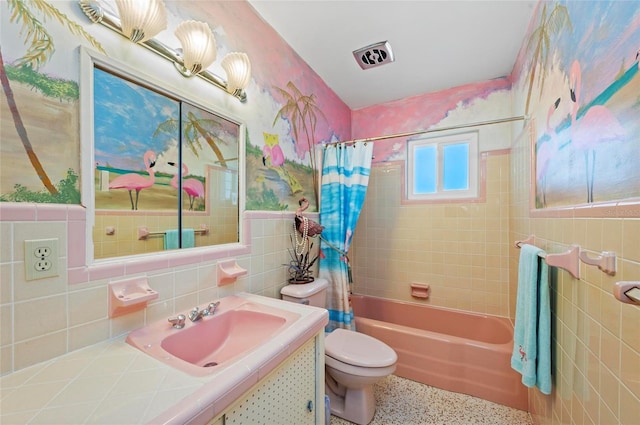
319,142 -> 373,332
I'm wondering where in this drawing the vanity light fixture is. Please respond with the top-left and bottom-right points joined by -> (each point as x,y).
115,0 -> 167,43
174,20 -> 217,76
222,52 -> 252,97
79,0 -> 251,102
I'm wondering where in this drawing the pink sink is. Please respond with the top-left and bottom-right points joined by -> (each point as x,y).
126,295 -> 301,376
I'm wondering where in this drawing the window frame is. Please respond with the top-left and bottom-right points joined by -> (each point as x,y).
407,131 -> 479,201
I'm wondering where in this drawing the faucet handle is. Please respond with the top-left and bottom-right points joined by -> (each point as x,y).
189,307 -> 201,322
205,301 -> 220,315
168,314 -> 186,329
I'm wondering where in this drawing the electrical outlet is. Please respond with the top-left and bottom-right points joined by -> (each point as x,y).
24,238 -> 59,281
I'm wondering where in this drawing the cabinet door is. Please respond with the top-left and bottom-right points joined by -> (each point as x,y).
222,338 -> 317,424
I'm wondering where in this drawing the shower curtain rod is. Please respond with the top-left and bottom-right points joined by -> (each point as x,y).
324,115 -> 528,146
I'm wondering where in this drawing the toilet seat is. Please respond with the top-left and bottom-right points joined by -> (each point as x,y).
325,329 -> 397,368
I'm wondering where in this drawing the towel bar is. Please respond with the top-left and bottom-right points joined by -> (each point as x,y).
138,225 -> 209,240
515,234 -> 617,278
515,235 -> 580,279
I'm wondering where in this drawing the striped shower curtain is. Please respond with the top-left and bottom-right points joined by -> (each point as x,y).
319,142 -> 373,332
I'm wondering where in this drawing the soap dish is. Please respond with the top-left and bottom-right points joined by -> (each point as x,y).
109,276 -> 159,318
217,259 -> 248,286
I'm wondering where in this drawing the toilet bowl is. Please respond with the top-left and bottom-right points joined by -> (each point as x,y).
281,279 -> 397,425
324,328 -> 397,424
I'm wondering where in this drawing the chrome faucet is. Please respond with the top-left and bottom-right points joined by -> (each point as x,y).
168,314 -> 186,329
188,301 -> 220,322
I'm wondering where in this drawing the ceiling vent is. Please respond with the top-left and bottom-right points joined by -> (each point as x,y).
353,41 -> 395,70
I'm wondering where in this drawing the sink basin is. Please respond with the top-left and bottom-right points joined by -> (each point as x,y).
126,295 -> 301,376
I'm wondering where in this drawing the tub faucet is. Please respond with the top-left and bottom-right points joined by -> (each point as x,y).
189,301 -> 220,322
168,314 -> 186,329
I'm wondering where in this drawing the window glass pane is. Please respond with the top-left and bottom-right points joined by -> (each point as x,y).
443,143 -> 469,191
413,145 -> 436,194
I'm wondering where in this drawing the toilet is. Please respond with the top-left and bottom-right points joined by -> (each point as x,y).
281,278 -> 397,425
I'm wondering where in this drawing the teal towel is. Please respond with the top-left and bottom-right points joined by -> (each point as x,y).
511,244 -> 551,395
164,229 -> 195,250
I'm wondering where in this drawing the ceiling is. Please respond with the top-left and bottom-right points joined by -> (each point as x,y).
248,1 -> 537,110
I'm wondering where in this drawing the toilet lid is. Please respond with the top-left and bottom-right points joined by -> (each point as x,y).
325,329 -> 397,368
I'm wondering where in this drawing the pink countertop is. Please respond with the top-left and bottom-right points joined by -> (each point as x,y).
0,293 -> 328,425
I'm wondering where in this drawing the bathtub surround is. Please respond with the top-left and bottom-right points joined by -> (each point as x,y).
352,153 -> 513,315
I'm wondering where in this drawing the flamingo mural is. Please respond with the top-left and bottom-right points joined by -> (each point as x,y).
569,60 -> 626,203
261,132 -> 303,195
536,97 -> 562,207
168,161 -> 205,211
108,150 -> 156,210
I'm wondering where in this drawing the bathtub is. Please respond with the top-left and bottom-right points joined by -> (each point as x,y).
351,295 -> 528,410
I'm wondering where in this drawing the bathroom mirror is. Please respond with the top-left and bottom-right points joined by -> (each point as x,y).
82,49 -> 243,260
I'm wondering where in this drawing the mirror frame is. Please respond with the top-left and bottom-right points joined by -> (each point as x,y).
79,47 -> 247,271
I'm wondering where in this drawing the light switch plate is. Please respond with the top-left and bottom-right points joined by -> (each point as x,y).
24,238 -> 59,280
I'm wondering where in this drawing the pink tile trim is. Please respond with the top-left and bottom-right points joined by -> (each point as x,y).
68,267 -> 89,284
89,262 -> 125,281
245,210 -> 299,219
168,250 -> 204,268
96,209 -> 177,216
67,221 -> 87,268
3,203 -> 297,286
0,203 -> 37,221
124,256 -> 171,275
530,199 -> 640,218
67,205 -> 87,221
35,204 -> 69,220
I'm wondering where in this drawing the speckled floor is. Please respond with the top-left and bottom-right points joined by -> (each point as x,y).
330,375 -> 534,425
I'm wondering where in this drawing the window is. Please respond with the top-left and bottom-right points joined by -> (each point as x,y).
407,132 -> 479,201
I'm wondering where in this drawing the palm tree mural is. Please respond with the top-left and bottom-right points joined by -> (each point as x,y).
1,0 -> 104,195
524,3 -> 572,115
273,81 -> 327,207
154,111 -> 230,168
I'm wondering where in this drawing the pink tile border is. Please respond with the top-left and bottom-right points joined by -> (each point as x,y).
529,199 -> 640,218
0,203 -> 37,221
1,203 -> 272,285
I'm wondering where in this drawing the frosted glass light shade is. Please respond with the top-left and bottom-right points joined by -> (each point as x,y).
221,52 -> 251,93
175,20 -> 217,75
116,0 -> 167,43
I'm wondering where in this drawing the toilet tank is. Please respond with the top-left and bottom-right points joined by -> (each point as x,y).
280,278 -> 329,308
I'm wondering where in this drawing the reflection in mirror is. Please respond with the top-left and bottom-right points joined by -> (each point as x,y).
91,61 -> 241,260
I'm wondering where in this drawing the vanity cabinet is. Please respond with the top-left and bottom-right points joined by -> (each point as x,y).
207,334 -> 324,425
